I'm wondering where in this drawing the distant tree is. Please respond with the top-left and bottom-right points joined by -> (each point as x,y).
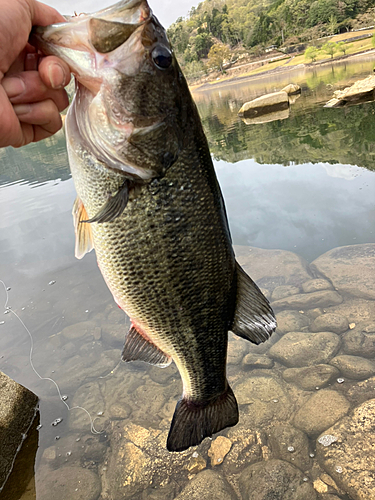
328,14 -> 338,34
193,32 -> 213,59
184,60 -> 206,80
337,41 -> 351,55
305,45 -> 319,62
208,43 -> 231,72
322,42 -> 337,59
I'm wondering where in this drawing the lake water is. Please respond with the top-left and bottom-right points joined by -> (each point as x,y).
0,55 -> 375,500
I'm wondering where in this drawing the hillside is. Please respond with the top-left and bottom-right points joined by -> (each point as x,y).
167,0 -> 375,78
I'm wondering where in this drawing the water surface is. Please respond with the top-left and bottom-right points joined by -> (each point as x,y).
0,56 -> 374,500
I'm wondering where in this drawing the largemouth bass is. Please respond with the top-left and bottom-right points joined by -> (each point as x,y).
32,0 -> 276,452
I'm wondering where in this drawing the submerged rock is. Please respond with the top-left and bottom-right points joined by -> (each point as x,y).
234,246 -> 313,292
227,338 -> 248,365
208,436 -> 232,467
282,364 -> 339,390
311,244 -> 375,300
329,355 -> 375,380
103,422 -> 195,499
271,290 -> 343,310
271,285 -> 300,301
293,389 -> 350,437
302,279 -> 333,293
222,426 -> 263,474
275,310 -> 310,335
268,423 -> 311,471
341,322 -> 375,358
242,353 -> 274,369
347,376 -> 375,407
61,321 -> 97,340
317,398 -> 375,500
36,466 -> 101,500
269,331 -> 340,367
239,459 -> 317,500
174,469 -> 237,500
234,375 -> 292,425
328,298 -> 375,324
310,313 -> 349,334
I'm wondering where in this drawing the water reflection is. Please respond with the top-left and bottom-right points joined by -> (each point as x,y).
0,58 -> 374,500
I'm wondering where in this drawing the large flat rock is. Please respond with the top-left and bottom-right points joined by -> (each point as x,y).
238,91 -> 289,118
269,331 -> 340,367
234,246 -> 313,292
311,244 -> 375,300
0,371 -> 38,490
239,459 -> 317,500
317,399 -> 375,500
325,75 -> 375,107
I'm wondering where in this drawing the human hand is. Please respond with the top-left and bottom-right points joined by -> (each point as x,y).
0,0 -> 72,148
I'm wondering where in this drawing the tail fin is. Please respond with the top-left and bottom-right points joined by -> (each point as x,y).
166,383 -> 238,452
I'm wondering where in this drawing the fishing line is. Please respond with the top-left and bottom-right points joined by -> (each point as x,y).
0,280 -> 105,435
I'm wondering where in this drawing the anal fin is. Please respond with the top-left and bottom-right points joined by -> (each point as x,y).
72,197 -> 94,259
167,383 -> 238,452
231,262 -> 276,345
122,325 -> 172,368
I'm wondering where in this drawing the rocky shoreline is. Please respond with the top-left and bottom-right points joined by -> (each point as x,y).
24,243 -> 375,500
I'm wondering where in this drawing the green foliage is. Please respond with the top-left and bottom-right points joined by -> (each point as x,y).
167,0 -> 375,68
184,60 -> 207,79
208,43 -> 231,72
337,41 -> 351,54
305,45 -> 320,62
322,42 -> 337,58
328,14 -> 338,34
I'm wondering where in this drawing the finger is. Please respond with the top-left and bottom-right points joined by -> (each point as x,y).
38,56 -> 71,89
13,99 -> 62,132
0,86 -> 24,147
25,52 -> 39,71
2,71 -> 69,111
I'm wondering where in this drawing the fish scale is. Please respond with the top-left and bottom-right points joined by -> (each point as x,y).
32,0 -> 276,452
70,120 -> 235,402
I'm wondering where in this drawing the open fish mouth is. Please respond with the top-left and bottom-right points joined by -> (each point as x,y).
31,0 -> 152,88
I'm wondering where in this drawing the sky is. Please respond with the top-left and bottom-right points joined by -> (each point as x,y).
42,0 -> 199,27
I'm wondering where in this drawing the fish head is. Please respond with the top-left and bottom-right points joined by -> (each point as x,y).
32,0 -> 188,180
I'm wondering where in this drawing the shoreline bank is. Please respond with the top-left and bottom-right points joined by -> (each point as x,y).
190,48 -> 375,92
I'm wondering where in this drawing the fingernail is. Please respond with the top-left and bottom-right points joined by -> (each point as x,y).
13,104 -> 31,116
2,77 -> 26,98
48,63 -> 66,89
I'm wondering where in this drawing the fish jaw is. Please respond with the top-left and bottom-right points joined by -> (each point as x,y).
32,0 -> 182,181
31,0 -> 151,93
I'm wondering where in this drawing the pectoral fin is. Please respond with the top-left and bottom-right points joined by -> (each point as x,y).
83,181 -> 129,224
72,197 -> 94,259
122,325 -> 172,367
231,262 -> 276,344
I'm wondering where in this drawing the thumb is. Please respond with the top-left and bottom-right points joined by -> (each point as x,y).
28,0 -> 66,26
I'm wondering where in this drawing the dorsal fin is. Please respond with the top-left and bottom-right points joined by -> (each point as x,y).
72,197 -> 94,259
231,262 -> 276,345
122,325 -> 172,367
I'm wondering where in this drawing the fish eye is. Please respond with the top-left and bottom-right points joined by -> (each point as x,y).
152,46 -> 172,70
